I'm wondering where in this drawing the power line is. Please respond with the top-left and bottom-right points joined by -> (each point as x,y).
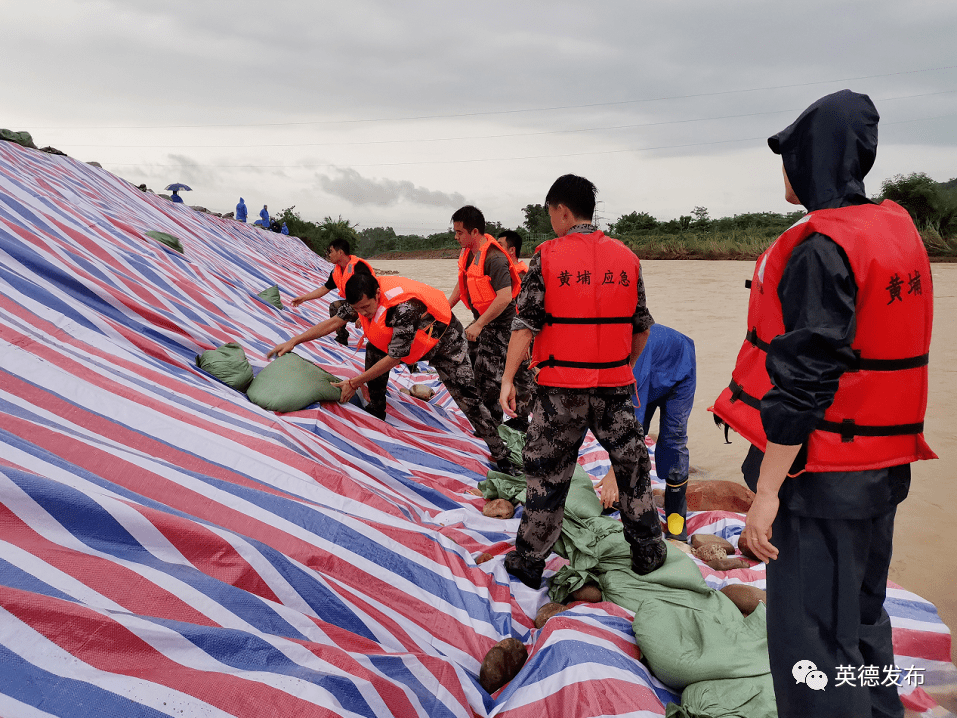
55,89 -> 957,150
27,64 -> 957,131
97,110 -> 957,171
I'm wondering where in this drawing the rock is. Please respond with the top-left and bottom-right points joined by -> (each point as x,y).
690,534 -> 735,555
666,538 -> 694,555
482,499 -> 514,519
686,480 -> 755,513
692,543 -> 727,562
223,211 -> 235,219
189,205 -> 210,213
736,532 -> 760,561
704,556 -> 751,572
534,602 -> 567,629
467,488 -> 484,497
475,553 -> 494,565
570,583 -> 603,603
409,384 -> 435,401
87,161 -> 102,168
39,146 -> 67,156
478,638 -> 527,694
137,184 -> 148,192
720,585 -> 767,616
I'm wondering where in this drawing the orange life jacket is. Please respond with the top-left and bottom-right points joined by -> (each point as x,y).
516,260 -> 529,278
457,235 -> 521,314
331,255 -> 375,296
532,230 -> 640,388
711,201 -> 936,472
359,276 -> 452,363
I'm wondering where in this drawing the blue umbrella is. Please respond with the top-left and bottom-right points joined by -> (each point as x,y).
165,183 -> 192,192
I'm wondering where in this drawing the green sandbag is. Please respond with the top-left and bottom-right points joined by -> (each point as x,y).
246,352 -> 342,412
257,285 -> 283,310
0,129 -> 37,149
480,425 -> 604,518
667,673 -> 777,718
145,230 -> 184,253
196,343 -> 254,392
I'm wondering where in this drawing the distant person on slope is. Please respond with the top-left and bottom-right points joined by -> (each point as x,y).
281,222 -> 289,235
235,197 -> 247,222
170,190 -> 184,204
259,205 -> 270,227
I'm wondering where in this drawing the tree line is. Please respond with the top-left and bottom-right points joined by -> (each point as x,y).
275,172 -> 957,260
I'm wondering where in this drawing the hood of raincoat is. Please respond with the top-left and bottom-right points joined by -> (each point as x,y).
768,89 -> 879,211
238,197 -> 245,205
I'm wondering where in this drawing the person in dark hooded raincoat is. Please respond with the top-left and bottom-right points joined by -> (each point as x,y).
713,90 -> 935,717
235,198 -> 247,223
260,205 -> 270,227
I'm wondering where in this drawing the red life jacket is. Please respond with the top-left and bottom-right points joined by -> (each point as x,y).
532,231 -> 640,388
359,276 -> 452,363
457,235 -> 521,314
712,201 -> 936,472
331,255 -> 375,295
516,260 -> 529,278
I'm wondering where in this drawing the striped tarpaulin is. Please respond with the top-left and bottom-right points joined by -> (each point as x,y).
0,141 -> 953,717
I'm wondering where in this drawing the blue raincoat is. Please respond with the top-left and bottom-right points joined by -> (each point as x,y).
281,223 -> 289,235
235,198 -> 247,222
632,323 -> 696,539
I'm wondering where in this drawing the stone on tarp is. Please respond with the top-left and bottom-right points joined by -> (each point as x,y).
720,585 -> 767,616
534,602 -> 567,629
686,480 -> 755,513
482,499 -> 514,519
479,638 -> 527,694
691,534 -> 735,555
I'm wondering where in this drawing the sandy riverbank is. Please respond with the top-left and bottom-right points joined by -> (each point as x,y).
372,257 -> 957,662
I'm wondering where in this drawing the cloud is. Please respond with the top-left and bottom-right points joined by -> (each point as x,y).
317,167 -> 466,208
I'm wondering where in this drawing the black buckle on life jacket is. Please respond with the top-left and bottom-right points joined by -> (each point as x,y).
540,354 -> 629,370
840,418 -> 856,443
745,279 -> 752,289
730,383 -> 743,403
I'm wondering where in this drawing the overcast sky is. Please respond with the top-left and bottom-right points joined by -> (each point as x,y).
5,1 -> 957,235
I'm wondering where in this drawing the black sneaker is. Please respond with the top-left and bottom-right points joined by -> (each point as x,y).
504,550 -> 545,589
493,457 -> 522,476
631,536 -> 667,576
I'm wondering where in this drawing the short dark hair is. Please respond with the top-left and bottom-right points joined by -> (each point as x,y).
545,174 -> 597,222
451,205 -> 485,234
497,230 -> 523,258
327,238 -> 352,254
344,272 -> 380,305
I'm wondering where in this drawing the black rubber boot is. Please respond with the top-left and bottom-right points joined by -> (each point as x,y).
631,535 -> 667,576
504,550 -> 545,589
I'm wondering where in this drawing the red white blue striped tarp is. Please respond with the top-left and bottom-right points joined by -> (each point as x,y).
0,141 -> 954,717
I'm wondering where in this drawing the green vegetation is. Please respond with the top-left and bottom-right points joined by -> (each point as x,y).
279,173 -> 957,261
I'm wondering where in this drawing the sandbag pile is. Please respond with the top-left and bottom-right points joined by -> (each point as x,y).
197,344 -> 342,411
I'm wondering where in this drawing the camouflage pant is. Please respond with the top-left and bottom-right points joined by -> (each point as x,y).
516,386 -> 662,563
365,316 -> 508,462
328,300 -> 351,345
469,317 -> 536,424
